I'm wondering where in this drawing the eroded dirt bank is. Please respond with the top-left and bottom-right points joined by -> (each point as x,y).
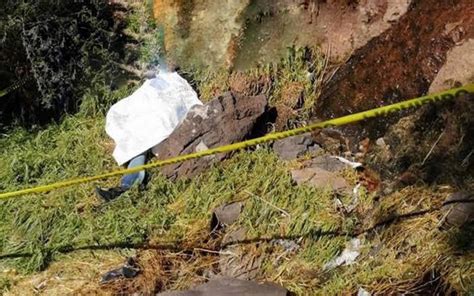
316,0 -> 474,137
311,0 -> 474,189
153,0 -> 414,69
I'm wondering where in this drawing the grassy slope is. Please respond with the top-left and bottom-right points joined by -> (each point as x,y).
0,103 -> 342,289
1,83 -> 472,294
0,4 -> 473,295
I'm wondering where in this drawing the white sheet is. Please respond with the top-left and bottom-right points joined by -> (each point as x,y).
106,71 -> 202,165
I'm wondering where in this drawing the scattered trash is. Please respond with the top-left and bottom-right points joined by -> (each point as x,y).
334,197 -> 345,212
331,156 -> 363,169
347,183 -> 362,212
273,133 -> 321,160
357,287 -> 371,296
100,257 -> 140,284
335,183 -> 362,214
307,155 -> 350,173
324,238 -> 362,270
439,191 -> 474,230
157,277 -> 288,296
106,71 -> 203,165
272,239 -> 301,253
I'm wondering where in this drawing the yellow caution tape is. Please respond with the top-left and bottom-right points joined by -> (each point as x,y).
0,78 -> 28,98
0,84 -> 472,200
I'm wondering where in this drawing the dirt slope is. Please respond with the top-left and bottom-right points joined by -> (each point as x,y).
316,0 -> 474,138
153,0 -> 413,69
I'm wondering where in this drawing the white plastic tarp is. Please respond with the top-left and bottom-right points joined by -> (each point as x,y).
106,71 -> 202,165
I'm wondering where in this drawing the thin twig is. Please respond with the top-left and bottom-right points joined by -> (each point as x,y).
193,248 -> 235,256
244,190 -> 291,218
461,149 -> 473,167
422,131 -> 444,165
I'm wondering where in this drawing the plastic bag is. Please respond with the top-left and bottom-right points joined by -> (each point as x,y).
106,71 -> 202,165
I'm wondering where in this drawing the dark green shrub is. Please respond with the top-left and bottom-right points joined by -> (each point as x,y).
0,0 -> 133,128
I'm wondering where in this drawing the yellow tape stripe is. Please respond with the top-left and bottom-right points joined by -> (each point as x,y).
0,84 -> 472,200
0,78 -> 28,98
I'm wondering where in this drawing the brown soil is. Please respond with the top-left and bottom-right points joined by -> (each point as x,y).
233,0 -> 411,69
316,0 -> 474,139
429,38 -> 474,93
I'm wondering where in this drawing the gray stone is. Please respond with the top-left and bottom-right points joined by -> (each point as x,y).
211,202 -> 244,229
273,133 -> 320,160
219,247 -> 264,280
291,167 -> 351,193
152,92 -> 267,180
306,155 -> 350,173
440,191 -> 474,229
158,277 -> 288,296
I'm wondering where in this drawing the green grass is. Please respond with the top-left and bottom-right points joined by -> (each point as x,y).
3,99 -> 471,294
1,9 -> 472,292
184,46 -> 327,124
1,78 -> 473,294
0,93 -> 340,274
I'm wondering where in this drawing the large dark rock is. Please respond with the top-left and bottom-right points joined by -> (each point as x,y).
158,277 -> 288,296
152,92 -> 267,180
440,192 -> 474,230
273,133 -> 320,160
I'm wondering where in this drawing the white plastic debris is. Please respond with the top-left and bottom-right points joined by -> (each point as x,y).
331,156 -> 363,169
323,238 -> 361,270
335,183 -> 362,214
272,239 -> 300,253
106,71 -> 203,165
375,137 -> 386,147
347,183 -> 362,212
357,287 -> 371,296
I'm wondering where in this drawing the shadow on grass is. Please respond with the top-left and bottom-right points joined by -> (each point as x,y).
2,202 -> 471,270
447,223 -> 474,253
0,242 -> 183,261
0,207 -> 436,255
223,206 -> 440,248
